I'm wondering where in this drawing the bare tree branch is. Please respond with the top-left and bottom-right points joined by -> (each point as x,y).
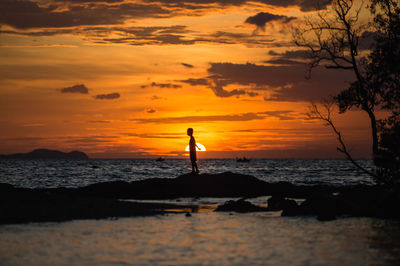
307,101 -> 377,178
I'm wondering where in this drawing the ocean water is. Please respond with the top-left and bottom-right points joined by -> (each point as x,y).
2,158 -> 395,266
0,159 -> 374,188
1,214 -> 400,266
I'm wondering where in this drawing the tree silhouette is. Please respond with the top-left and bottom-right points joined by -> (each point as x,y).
295,0 -> 400,184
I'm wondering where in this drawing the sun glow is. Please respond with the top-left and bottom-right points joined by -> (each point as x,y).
185,143 -> 206,151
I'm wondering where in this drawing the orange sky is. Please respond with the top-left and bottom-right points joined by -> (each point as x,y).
0,0 -> 374,158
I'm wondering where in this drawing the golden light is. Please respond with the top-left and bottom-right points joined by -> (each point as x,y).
185,143 -> 206,151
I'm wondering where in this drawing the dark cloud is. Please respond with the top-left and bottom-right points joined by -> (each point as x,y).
0,0 -> 331,31
206,62 -> 353,101
60,84 -> 89,94
268,49 -> 310,59
263,59 -> 303,65
143,0 -> 332,12
151,82 -> 182,89
180,61 -> 352,100
181,63 -> 194,68
94,92 -> 120,100
209,79 -> 250,98
265,49 -> 313,64
56,0 -> 123,2
130,111 -> 294,124
179,78 -> 209,86
245,12 -> 296,31
146,108 -> 156,113
2,24 -> 280,47
0,0 -> 171,29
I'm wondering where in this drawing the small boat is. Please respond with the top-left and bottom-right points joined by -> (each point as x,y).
236,157 -> 250,162
155,157 -> 165,162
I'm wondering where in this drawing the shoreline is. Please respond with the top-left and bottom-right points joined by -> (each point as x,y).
1,172 -> 399,224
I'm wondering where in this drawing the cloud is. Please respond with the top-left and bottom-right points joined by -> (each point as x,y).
180,61 -> 353,101
3,23 -> 283,47
263,59 -> 303,65
151,95 -> 165,100
179,78 -> 209,86
146,108 -> 156,113
142,0 -> 332,12
125,132 -> 185,139
207,62 -> 353,101
88,120 -> 112,123
209,79 -> 256,98
0,0 -> 331,32
60,84 -> 89,94
0,0 -> 172,29
94,92 -> 120,100
64,136 -> 119,144
245,12 -> 296,31
130,111 -> 295,123
181,63 -> 194,68
151,82 -> 182,88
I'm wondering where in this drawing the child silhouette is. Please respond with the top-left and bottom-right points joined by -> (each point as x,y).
187,128 -> 199,174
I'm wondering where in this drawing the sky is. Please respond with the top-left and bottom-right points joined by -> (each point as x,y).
0,0 -> 374,158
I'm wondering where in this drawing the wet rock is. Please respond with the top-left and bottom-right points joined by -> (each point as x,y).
215,198 -> 268,213
0,183 -> 15,192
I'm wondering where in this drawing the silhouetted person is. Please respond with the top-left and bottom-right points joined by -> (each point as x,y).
187,128 -> 199,174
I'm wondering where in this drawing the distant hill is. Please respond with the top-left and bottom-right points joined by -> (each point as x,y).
0,149 -> 89,159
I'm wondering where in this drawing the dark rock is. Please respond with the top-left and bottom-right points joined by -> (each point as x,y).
185,212 -> 192,217
280,199 -> 301,216
0,190 -> 160,224
215,198 -> 268,213
0,149 -> 89,160
372,186 -> 400,219
0,182 -> 15,192
72,171 -> 271,199
2,172 -> 400,224
267,195 -> 301,216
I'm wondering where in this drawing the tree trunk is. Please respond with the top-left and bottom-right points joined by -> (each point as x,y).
366,108 -> 379,158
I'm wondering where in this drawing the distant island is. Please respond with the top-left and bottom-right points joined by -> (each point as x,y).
0,149 -> 89,159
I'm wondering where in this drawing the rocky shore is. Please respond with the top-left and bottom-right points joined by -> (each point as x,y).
1,172 -> 399,224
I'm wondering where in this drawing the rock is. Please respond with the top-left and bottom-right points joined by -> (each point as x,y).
0,183 -> 15,192
280,199 -> 300,216
215,198 -> 268,213
185,212 -> 192,217
0,190 -> 160,224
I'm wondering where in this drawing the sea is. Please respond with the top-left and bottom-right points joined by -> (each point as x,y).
0,158 -> 375,188
1,159 -> 400,265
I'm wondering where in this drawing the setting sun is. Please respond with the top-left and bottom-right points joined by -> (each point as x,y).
185,143 -> 206,152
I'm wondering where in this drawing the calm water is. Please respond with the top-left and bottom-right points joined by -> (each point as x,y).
2,159 -> 394,266
0,159 -> 374,188
1,213 -> 400,265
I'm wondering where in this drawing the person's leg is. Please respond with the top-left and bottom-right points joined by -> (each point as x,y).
191,161 -> 196,173
194,161 -> 199,173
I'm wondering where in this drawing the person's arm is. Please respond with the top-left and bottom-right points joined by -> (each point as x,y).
195,143 -> 201,150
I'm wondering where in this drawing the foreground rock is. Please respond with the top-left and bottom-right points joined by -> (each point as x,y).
1,172 -> 400,224
215,198 -> 268,212
74,172 -> 270,199
0,188 -> 158,224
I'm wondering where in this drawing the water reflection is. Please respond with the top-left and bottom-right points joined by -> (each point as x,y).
1,214 -> 399,265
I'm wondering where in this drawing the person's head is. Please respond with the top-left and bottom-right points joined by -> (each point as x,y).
187,128 -> 193,136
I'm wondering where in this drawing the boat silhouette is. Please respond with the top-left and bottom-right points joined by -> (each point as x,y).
236,157 -> 250,163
